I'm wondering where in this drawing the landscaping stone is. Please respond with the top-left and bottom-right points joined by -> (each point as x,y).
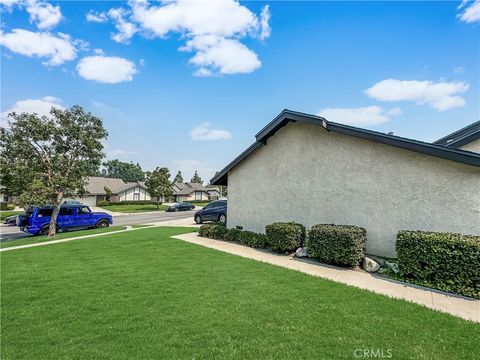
369,255 -> 386,266
385,261 -> 399,273
295,247 -> 308,257
363,256 -> 380,273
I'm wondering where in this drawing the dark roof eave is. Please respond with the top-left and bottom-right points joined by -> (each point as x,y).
433,120 -> 480,148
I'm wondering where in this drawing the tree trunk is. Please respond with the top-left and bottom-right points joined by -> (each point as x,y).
48,192 -> 64,237
156,198 -> 160,210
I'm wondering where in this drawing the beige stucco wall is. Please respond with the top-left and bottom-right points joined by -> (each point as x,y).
227,122 -> 480,257
460,138 -> 480,153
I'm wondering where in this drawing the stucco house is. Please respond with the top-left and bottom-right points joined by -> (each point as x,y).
172,182 -> 210,202
211,109 -> 480,257
75,176 -> 151,206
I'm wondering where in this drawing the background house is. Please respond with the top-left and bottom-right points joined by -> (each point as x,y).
172,182 -> 211,202
211,110 -> 480,257
75,176 -> 152,206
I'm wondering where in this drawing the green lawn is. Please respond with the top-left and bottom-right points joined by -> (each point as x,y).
100,204 -> 168,212
2,227 -> 479,359
0,210 -> 23,221
0,225 -> 124,249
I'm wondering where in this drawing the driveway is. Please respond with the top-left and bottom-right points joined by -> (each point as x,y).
0,210 -> 196,242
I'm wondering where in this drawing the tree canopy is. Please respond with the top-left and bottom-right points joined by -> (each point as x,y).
145,167 -> 172,209
102,159 -> 145,183
173,170 -> 184,183
0,105 -> 108,236
190,170 -> 203,184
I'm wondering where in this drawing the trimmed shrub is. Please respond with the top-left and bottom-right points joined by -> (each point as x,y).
396,230 -> 480,299
307,224 -> 366,267
199,223 -> 227,240
6,203 -> 15,210
238,231 -> 268,248
97,200 -> 109,207
265,222 -> 306,253
224,228 -> 242,243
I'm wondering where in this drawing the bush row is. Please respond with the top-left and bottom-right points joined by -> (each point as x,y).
396,230 -> 480,299
198,221 -> 365,267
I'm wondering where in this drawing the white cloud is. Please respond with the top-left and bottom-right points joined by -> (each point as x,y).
181,35 -> 260,75
0,28 -> 77,65
457,0 -> 480,23
453,66 -> 465,74
258,5 -> 271,41
76,55 -> 137,84
0,0 -> 21,10
26,0 -> 62,30
1,96 -> 64,126
365,79 -> 469,111
91,0 -> 270,76
318,106 -> 402,126
108,7 -> 137,44
86,10 -> 108,23
190,122 -> 232,141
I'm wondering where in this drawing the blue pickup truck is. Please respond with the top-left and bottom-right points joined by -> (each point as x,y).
17,204 -> 113,235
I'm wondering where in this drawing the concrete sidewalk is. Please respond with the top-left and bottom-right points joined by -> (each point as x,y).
172,232 -> 480,323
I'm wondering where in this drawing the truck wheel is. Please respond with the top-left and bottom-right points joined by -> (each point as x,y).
96,220 -> 110,228
38,225 -> 58,236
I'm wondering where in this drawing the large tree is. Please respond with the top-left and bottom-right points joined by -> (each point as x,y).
102,159 -> 145,182
173,170 -> 184,183
145,167 -> 172,209
190,170 -> 203,184
0,106 -> 108,236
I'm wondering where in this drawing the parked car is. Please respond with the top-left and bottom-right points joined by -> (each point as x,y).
166,202 -> 195,212
3,214 -> 19,225
194,200 -> 227,224
17,204 -> 113,235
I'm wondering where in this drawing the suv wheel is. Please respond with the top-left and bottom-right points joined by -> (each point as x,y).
96,220 -> 110,228
195,215 -> 203,224
219,214 -> 226,224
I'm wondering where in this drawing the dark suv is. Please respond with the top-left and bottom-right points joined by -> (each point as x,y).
194,200 -> 227,224
17,205 -> 113,235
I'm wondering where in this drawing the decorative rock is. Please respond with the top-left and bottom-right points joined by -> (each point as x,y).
362,256 -> 380,273
295,247 -> 308,257
385,261 -> 399,273
369,255 -> 386,266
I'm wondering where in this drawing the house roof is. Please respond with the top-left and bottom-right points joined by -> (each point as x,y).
433,120 -> 480,148
211,109 -> 480,185
173,182 -> 209,195
86,177 -> 146,195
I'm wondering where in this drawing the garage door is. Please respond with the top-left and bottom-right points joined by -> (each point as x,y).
79,195 -> 97,207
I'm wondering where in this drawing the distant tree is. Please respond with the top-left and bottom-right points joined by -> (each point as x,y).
102,159 -> 145,182
173,170 -> 184,183
0,106 -> 107,237
212,171 -> 227,197
104,186 -> 112,202
190,170 -> 203,184
145,167 -> 172,209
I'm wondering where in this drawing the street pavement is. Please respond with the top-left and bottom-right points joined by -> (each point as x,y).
0,209 -> 196,242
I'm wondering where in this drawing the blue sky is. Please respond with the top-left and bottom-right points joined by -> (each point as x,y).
1,0 -> 479,181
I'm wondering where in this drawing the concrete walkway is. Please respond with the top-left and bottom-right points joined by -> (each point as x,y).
172,232 -> 480,323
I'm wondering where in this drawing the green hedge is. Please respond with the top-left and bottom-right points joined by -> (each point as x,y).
265,222 -> 305,253
199,224 -> 227,240
307,224 -> 366,267
238,231 -> 268,248
224,228 -> 242,242
396,230 -> 480,298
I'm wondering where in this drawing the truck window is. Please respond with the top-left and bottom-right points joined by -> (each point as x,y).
38,208 -> 53,217
77,207 -> 91,215
59,207 -> 74,216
